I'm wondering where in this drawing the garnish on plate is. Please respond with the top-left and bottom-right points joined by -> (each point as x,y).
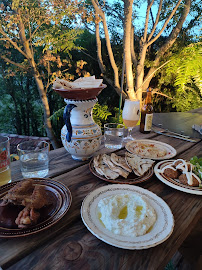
190,156 -> 202,186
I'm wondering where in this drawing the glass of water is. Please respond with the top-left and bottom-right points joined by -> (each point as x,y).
104,123 -> 125,150
17,140 -> 49,178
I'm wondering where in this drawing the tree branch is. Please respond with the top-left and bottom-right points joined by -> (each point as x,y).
104,4 -> 124,23
143,0 -> 155,42
152,89 -> 173,99
29,23 -> 42,41
131,25 -> 137,67
102,74 -> 127,98
83,22 -> 95,34
147,0 -> 163,42
91,0 -> 120,89
0,55 -> 27,70
147,0 -> 182,47
136,60 -> 171,93
95,15 -> 105,74
143,0 -> 191,91
80,49 -> 98,62
0,28 -> 29,59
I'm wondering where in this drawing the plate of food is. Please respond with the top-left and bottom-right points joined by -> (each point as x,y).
0,178 -> 72,238
125,139 -> 177,160
154,159 -> 202,195
81,184 -> 174,249
89,152 -> 155,184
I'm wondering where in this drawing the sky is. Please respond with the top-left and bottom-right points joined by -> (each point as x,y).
106,0 -> 201,39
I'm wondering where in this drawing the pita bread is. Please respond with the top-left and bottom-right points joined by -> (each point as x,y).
110,153 -> 132,172
93,155 -> 119,179
53,76 -> 103,90
102,154 -> 129,179
125,152 -> 155,176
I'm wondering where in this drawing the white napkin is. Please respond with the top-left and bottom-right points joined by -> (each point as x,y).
53,76 -> 103,89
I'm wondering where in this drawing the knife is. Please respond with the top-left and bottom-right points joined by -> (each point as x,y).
152,129 -> 197,142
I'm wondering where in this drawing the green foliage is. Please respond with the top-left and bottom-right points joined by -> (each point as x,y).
108,107 -> 123,125
0,95 -> 16,133
165,42 -> 202,111
49,106 -> 65,142
92,103 -> 112,127
190,156 -> 202,180
164,261 -> 175,270
35,25 -> 83,54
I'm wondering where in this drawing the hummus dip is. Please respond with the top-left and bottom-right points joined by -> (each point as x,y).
97,194 -> 156,236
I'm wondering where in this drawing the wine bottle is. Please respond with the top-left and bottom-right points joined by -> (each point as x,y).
140,88 -> 153,133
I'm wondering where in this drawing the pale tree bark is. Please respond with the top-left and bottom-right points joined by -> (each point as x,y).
135,0 -> 190,102
91,0 -> 191,105
91,0 -> 122,95
135,0 -> 154,104
123,0 -> 136,100
95,15 -> 105,74
142,0 -> 191,91
130,25 -> 137,67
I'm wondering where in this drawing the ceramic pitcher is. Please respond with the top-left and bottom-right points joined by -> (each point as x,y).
61,98 -> 102,160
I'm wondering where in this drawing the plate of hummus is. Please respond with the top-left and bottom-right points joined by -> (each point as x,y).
125,139 -> 177,160
81,184 -> 174,249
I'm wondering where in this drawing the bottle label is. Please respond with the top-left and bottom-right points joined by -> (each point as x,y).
144,114 -> 153,131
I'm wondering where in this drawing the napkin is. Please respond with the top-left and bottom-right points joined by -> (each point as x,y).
53,76 -> 103,89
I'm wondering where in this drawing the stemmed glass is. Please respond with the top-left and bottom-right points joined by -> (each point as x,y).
122,99 -> 140,141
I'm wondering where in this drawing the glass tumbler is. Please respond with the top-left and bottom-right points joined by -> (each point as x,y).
0,136 -> 11,186
17,140 -> 49,178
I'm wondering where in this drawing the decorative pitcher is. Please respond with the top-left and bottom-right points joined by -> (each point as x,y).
61,98 -> 102,161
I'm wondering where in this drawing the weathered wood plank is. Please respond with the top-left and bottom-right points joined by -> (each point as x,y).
6,178 -> 202,270
1,136 -> 201,269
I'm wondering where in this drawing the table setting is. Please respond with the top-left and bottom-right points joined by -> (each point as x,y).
0,78 -> 201,270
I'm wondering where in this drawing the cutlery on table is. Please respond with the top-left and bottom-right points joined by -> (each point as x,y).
152,127 -> 197,142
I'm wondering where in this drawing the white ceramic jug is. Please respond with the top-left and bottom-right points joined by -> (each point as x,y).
61,98 -> 102,160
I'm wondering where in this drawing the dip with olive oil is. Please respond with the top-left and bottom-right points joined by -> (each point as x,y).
97,194 -> 156,236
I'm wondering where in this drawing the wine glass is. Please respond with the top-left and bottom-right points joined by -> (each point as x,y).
122,99 -> 140,141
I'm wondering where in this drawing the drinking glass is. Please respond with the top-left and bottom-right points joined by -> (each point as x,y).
0,136 -> 11,186
104,123 -> 125,149
17,140 -> 49,178
122,99 -> 140,141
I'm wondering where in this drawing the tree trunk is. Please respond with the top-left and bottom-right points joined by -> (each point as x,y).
17,11 -> 59,149
123,0 -> 136,100
33,74 -> 59,148
136,45 -> 147,106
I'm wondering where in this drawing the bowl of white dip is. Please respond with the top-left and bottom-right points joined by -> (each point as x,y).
97,194 -> 156,237
81,184 -> 174,249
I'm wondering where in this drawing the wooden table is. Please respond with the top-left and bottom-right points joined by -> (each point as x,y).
1,114 -> 202,270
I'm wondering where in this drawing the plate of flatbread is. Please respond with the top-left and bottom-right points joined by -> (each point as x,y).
125,139 -> 177,160
89,152 -> 155,184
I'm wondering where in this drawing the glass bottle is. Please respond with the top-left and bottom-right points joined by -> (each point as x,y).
140,88 -> 153,133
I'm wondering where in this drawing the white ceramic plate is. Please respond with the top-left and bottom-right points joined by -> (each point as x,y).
125,139 -> 177,160
154,160 -> 202,195
81,184 -> 174,249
